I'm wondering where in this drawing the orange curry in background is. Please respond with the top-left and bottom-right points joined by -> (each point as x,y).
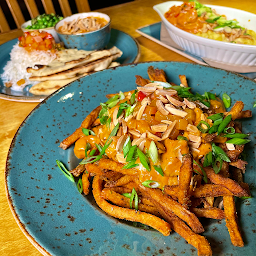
164,1 -> 205,33
73,86 -> 226,189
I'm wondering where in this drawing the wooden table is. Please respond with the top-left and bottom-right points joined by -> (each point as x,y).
1,0 -> 255,255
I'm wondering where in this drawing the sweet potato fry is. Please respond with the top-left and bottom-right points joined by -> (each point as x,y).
147,66 -> 167,82
139,185 -> 204,234
82,171 -> 90,195
135,75 -> 150,86
105,175 -> 134,188
60,105 -> 102,149
179,75 -> 188,87
226,101 -> 244,120
190,207 -> 225,220
193,184 -> 234,197
223,196 -> 244,247
205,167 -> 250,197
70,164 -> 87,177
97,158 -> 138,176
178,154 -> 193,207
235,110 -> 252,119
105,90 -> 135,99
101,188 -> 161,217
92,176 -> 171,236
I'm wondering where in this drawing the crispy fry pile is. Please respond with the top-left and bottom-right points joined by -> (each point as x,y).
60,66 -> 252,256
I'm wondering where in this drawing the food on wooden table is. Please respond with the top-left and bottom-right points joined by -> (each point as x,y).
26,13 -> 63,30
58,66 -> 252,255
58,16 -> 109,34
1,30 -> 122,95
164,0 -> 256,45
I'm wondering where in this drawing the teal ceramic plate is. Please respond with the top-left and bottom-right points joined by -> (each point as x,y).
0,29 -> 140,102
6,62 -> 256,256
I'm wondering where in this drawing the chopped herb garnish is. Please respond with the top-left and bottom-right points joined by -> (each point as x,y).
224,127 -> 235,134
217,114 -> 232,135
82,128 -> 95,136
223,133 -> 249,139
197,120 -> 210,133
142,180 -> 160,188
130,90 -> 137,105
213,157 -> 223,174
207,113 -> 223,121
193,160 -> 208,183
126,145 -> 138,162
148,141 -> 158,164
226,138 -> 250,145
153,165 -> 164,176
137,148 -> 150,172
122,159 -> 139,169
77,178 -> 83,193
203,151 -> 213,167
56,160 -> 75,182
212,143 -> 231,162
177,135 -> 188,141
123,136 -> 132,157
222,93 -> 231,108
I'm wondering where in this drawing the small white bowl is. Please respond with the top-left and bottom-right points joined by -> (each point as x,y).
153,1 -> 256,67
21,20 -> 60,43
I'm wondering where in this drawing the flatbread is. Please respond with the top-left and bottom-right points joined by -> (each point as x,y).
29,74 -> 87,95
27,46 -> 122,77
29,51 -> 122,81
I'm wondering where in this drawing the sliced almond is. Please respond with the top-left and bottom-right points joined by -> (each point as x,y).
146,131 -> 162,141
122,120 -> 127,134
136,104 -> 147,120
132,137 -> 145,146
177,148 -> 183,162
183,98 -> 196,109
165,104 -> 188,117
156,100 -> 169,115
226,143 -> 235,150
116,135 -> 127,153
161,120 -> 177,140
117,127 -> 122,137
151,124 -> 168,132
188,141 -> 201,149
137,86 -> 156,93
191,147 -> 200,154
141,97 -> 151,106
161,120 -> 173,125
187,124 -> 199,133
113,108 -> 124,126
138,139 -> 146,151
188,134 -> 201,144
155,89 -> 177,96
129,129 -> 141,138
159,95 -> 169,103
166,95 -> 185,107
140,132 -> 147,139
197,101 -> 209,109
144,82 -> 163,89
116,153 -> 126,164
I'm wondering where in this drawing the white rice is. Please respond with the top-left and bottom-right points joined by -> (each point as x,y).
1,43 -> 56,91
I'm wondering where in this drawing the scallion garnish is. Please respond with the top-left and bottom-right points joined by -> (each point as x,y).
148,141 -> 158,164
77,178 -> 83,193
224,127 -> 235,134
117,102 -> 131,118
130,90 -> 137,105
82,128 -> 95,136
130,188 -> 139,210
122,159 -> 139,169
207,113 -> 223,121
89,149 -> 97,156
217,114 -> 232,135
212,143 -> 231,162
253,101 -> 256,108
84,142 -> 91,158
208,125 -> 218,134
213,118 -> 223,126
122,193 -> 131,198
126,145 -> 138,162
142,180 -> 160,188
153,165 -> 164,176
177,135 -> 188,141
56,160 -> 75,182
123,136 -> 131,157
193,160 -> 208,183
222,93 -> 231,108
226,138 -> 250,145
197,120 -> 210,133
223,133 -> 249,139
213,157 -> 223,174
125,104 -> 136,118
119,91 -> 125,100
137,148 -> 150,171
203,151 -> 213,167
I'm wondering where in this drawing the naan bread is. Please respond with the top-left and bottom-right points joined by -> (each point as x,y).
29,51 -> 122,81
27,46 -> 121,77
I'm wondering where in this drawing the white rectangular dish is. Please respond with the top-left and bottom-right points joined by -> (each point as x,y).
153,1 -> 256,67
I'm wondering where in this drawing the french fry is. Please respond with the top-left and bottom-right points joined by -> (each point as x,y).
179,75 -> 188,87
205,167 -> 250,197
190,207 -> 225,220
226,101 -> 244,120
82,171 -> 90,195
178,154 -> 193,207
92,176 -> 171,236
60,105 -> 102,149
101,188 -> 161,217
223,196 -> 244,247
235,110 -> 252,119
139,185 -> 204,234
105,175 -> 134,187
135,75 -> 150,86
147,66 -> 167,82
70,164 -> 87,177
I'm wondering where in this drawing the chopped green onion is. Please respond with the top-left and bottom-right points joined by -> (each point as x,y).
77,178 -> 83,193
95,143 -> 103,153
226,138 -> 250,145
137,148 -> 150,172
203,151 -> 213,167
119,91 -> 125,100
142,180 -> 160,188
240,196 -> 252,200
224,127 -> 235,134
203,91 -> 216,100
130,90 -> 137,105
89,149 -> 96,156
213,157 -> 223,174
117,102 -> 131,118
125,104 -> 136,118
82,128 -> 95,136
253,101 -> 256,108
105,94 -> 119,105
208,125 -> 218,134
84,142 -> 91,158
126,145 -> 138,162
193,160 -> 208,183
197,120 -> 210,133
148,141 -> 158,164
130,188 -> 139,210
217,114 -> 232,135
213,118 -> 223,126
212,143 -> 231,162
122,159 -> 139,169
122,193 -> 131,198
123,136 -> 131,157
153,165 -> 164,176
56,160 -> 75,182
177,135 -> 188,141
106,117 -> 111,128
223,133 -> 249,139
222,93 -> 231,108
207,113 -> 223,121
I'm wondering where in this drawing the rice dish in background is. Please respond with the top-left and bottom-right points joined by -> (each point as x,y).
1,43 -> 56,91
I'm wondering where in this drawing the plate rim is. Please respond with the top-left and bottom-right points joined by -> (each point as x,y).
5,61 -> 256,256
0,28 -> 140,103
